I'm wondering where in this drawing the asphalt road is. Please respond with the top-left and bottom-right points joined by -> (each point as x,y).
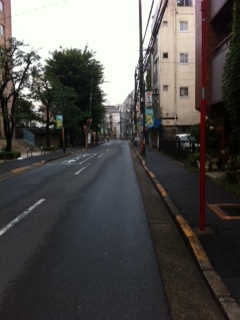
0,140 -> 170,320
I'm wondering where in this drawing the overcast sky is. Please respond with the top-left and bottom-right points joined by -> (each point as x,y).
11,0 -> 154,106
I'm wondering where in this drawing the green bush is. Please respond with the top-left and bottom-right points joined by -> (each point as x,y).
41,146 -> 57,152
0,151 -> 21,159
225,154 -> 240,171
215,176 -> 240,197
187,152 -> 200,168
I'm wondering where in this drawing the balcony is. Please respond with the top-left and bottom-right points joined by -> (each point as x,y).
211,0 -> 233,23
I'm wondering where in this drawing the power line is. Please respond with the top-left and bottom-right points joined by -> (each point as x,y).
143,0 -> 169,72
1,0 -> 66,21
142,0 -> 155,45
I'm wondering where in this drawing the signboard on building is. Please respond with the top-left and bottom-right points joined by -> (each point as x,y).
56,115 -> 63,129
137,108 -> 154,130
145,108 -> 154,128
145,91 -> 152,107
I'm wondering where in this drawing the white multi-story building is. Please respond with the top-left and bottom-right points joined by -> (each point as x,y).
104,105 -> 121,139
153,0 -> 199,138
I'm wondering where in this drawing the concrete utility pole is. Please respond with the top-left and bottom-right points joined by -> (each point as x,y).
200,0 -> 206,231
86,78 -> 93,148
139,0 -> 146,156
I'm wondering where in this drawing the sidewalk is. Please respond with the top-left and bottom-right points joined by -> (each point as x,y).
135,145 -> 240,320
0,148 -> 74,179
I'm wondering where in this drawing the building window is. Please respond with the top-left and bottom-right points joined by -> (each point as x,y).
180,53 -> 188,64
179,21 -> 188,31
163,52 -> 168,59
163,85 -> 169,92
162,21 -> 168,27
180,87 -> 189,97
177,0 -> 192,6
0,1 -> 3,12
0,24 -> 4,36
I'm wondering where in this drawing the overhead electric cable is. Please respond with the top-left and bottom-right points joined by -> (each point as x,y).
142,0 -> 155,45
0,0 -> 66,21
142,0 -> 169,71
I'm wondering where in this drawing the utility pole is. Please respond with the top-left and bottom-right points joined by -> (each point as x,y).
62,92 -> 66,153
139,0 -> 145,156
86,78 -> 93,148
200,0 -> 206,230
134,68 -> 138,146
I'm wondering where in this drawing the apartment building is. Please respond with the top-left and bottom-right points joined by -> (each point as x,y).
0,0 -> 12,137
153,0 -> 199,139
104,105 -> 121,139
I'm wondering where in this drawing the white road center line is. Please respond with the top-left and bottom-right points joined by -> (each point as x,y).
75,163 -> 91,175
98,154 -> 104,158
0,199 -> 46,238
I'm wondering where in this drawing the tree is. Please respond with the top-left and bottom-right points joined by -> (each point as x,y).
45,46 -> 106,143
31,72 -> 60,146
15,98 -> 40,128
222,0 -> 240,154
0,38 -> 41,151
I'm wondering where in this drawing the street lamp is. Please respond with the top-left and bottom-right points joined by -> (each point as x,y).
54,95 -> 66,154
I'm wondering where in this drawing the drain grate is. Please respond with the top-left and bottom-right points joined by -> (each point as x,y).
208,204 -> 240,220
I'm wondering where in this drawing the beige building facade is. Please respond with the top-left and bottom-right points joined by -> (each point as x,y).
153,0 -> 199,138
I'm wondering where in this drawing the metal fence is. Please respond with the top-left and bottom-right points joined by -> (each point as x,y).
158,139 -> 196,160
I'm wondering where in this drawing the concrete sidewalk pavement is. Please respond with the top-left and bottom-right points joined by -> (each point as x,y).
134,145 -> 240,320
0,148 -> 74,179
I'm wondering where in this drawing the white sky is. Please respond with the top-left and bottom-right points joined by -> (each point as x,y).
11,0 -> 154,106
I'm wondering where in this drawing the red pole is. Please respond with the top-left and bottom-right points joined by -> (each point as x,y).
200,0 -> 206,231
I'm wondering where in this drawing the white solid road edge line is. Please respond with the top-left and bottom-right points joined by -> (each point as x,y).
0,199 -> 46,237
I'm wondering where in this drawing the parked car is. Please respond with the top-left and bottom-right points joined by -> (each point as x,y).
174,134 -> 196,151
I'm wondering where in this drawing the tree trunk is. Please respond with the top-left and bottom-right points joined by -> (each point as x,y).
3,114 -> 14,152
46,108 -> 50,147
6,134 -> 12,152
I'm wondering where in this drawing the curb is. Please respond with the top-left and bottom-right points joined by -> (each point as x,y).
0,147 -> 94,179
0,152 -> 73,179
136,150 -> 240,320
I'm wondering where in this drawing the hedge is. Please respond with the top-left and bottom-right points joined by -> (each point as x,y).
0,151 -> 21,160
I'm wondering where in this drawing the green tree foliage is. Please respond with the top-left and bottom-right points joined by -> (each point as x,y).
45,46 -> 106,143
222,0 -> 240,154
31,73 -> 57,146
190,118 -> 220,155
15,98 -> 40,128
0,38 -> 41,151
